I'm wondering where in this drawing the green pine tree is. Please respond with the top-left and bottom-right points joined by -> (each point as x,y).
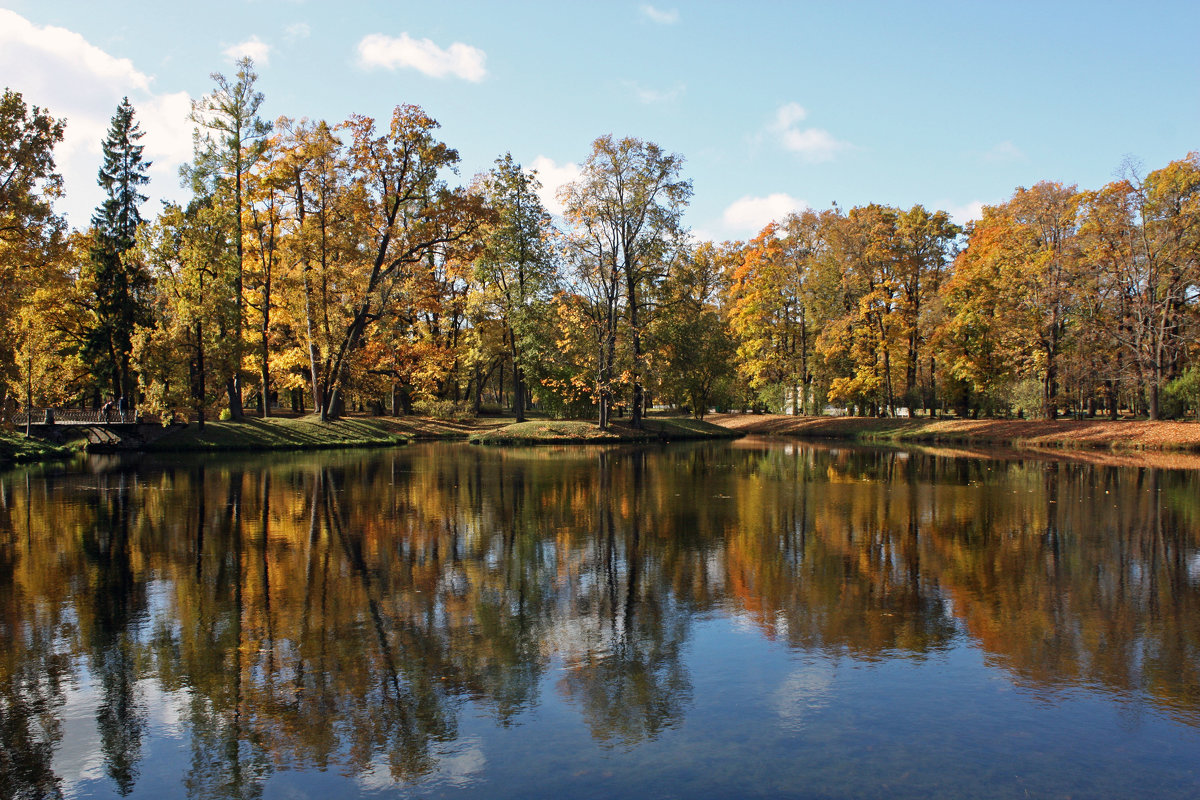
84,97 -> 152,404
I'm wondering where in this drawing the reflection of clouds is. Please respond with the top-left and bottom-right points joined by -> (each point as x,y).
54,677 -> 107,798
775,663 -> 835,732
356,737 -> 486,791
438,741 -> 487,788
144,682 -> 188,736
52,669 -> 189,797
356,755 -> 397,792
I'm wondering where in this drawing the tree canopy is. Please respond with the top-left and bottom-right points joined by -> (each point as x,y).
4,68 -> 1199,423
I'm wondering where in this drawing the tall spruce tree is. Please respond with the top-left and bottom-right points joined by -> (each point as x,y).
84,97 -> 151,405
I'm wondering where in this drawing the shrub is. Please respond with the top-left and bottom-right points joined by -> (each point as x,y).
1164,368 -> 1200,419
1009,378 -> 1043,419
413,398 -> 468,420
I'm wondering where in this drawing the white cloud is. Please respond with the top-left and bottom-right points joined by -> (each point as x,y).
529,155 -> 582,217
356,33 -> 487,82
722,193 -> 808,236
0,9 -> 194,228
625,81 -> 685,104
284,22 -> 311,42
769,101 -> 849,163
774,101 -> 807,128
640,5 -> 680,24
0,9 -> 152,95
223,35 -> 271,66
946,200 -> 986,226
983,140 -> 1024,163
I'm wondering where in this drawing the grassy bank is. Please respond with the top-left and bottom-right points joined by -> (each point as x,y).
708,413 -> 1200,451
0,431 -> 73,464
144,416 -> 410,452
469,416 -> 740,445
8,413 -> 731,460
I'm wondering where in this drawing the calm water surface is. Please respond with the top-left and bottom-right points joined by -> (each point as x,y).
2,439 -> 1200,799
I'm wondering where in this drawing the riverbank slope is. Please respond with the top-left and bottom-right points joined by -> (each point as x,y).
708,413 -> 1200,451
0,431 -> 72,465
468,417 -> 739,445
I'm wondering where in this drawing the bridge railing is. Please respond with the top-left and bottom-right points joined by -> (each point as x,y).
10,408 -> 151,425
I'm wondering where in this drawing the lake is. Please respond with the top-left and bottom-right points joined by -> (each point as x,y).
2,439 -> 1199,799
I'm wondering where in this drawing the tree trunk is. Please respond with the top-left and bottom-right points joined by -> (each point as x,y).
25,356 -> 32,438
627,273 -> 644,429
471,363 -> 483,416
1043,359 -> 1058,420
511,333 -> 525,423
195,322 -> 206,430
226,377 -> 243,420
260,286 -> 270,418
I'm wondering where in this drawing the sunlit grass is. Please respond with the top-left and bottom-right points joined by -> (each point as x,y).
469,416 -> 740,445
145,415 -> 409,452
0,431 -> 72,464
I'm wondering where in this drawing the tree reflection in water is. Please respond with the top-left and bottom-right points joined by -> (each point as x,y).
0,441 -> 1198,796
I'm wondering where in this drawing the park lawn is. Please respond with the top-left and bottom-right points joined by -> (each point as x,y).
469,416 -> 740,445
144,415 -> 411,452
0,431 -> 73,464
707,413 -> 1200,451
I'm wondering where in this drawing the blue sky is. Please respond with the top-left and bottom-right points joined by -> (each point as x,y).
2,0 -> 1197,239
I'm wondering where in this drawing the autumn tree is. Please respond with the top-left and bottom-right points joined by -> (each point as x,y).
728,213 -> 829,414
0,88 -> 65,409
816,204 -> 906,415
312,106 -> 483,420
14,238 -> 88,431
1079,156 -> 1200,419
657,240 -> 737,417
893,206 -> 960,412
187,57 -> 272,418
557,230 -> 623,428
561,136 -> 691,428
134,199 -> 238,428
941,183 -> 1082,418
269,118 -> 353,416
474,154 -> 558,421
243,132 -> 287,417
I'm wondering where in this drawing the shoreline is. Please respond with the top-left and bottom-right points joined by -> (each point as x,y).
706,413 -> 1200,452
10,412 -> 1200,467
467,417 -> 739,445
1,414 -> 739,464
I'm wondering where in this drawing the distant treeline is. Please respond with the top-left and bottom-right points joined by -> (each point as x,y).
3,60 -> 1198,425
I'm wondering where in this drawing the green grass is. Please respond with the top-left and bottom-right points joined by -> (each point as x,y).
469,416 -> 741,445
0,431 -> 73,464
144,415 -> 409,452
